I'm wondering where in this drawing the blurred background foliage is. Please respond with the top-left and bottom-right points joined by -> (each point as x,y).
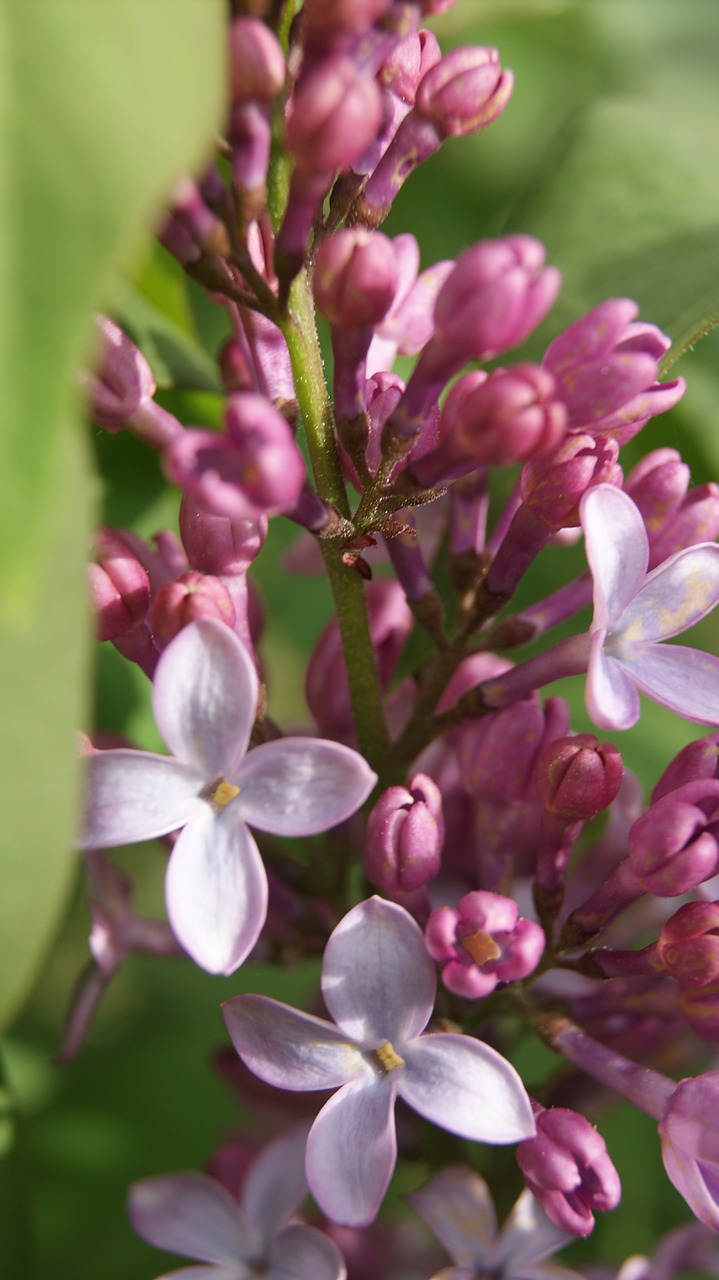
4,1 -> 719,1276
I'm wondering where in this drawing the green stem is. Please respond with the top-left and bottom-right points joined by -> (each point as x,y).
281,271 -> 392,777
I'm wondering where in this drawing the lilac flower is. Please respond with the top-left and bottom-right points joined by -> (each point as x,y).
581,483 -> 719,730
128,1122 -> 346,1280
406,1165 -> 580,1280
222,896 -> 535,1227
79,618 -> 377,975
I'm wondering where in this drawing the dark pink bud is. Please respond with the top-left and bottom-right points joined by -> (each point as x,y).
286,56 -> 383,173
516,1105 -> 621,1237
457,693 -> 570,804
301,0 -> 393,35
82,315 -> 155,432
364,772 -> 443,892
454,364 -> 565,464
628,780 -> 719,896
425,890 -> 545,999
313,229 -> 399,328
653,734 -> 719,801
535,734 -> 623,821
179,492 -> 266,576
625,448 -> 689,535
650,482 -> 719,566
415,46 -> 513,137
152,571 -> 236,644
520,433 -> 622,529
228,17 -> 285,102
657,901 -> 719,987
379,29 -> 441,107
89,528 -> 151,642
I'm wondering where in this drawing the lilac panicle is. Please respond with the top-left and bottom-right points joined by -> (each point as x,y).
364,772 -> 444,892
516,1104 -> 621,1237
223,897 -> 535,1226
129,1122 -> 346,1280
407,1165 -> 580,1280
580,483 -> 719,730
425,891 -> 545,999
79,619 -> 377,974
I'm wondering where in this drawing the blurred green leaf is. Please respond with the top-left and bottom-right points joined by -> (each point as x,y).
114,283 -> 223,393
0,0 -> 225,1042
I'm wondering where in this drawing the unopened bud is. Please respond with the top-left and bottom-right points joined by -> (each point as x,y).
535,734 -> 623,821
89,527 -> 151,641
152,572 -> 236,644
517,1105 -> 621,1236
364,773 -> 444,892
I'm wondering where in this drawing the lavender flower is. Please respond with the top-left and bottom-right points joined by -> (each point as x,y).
79,618 -> 377,974
223,896 -> 535,1226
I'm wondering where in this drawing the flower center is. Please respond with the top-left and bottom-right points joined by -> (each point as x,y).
375,1040 -> 405,1072
461,929 -> 502,966
204,776 -> 240,809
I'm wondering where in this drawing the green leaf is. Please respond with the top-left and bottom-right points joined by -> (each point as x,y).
0,0 -> 225,1036
509,98 -> 719,351
113,281 -> 223,393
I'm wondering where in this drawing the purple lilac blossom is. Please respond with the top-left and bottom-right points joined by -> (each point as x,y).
223,896 -> 535,1226
79,618 -> 377,975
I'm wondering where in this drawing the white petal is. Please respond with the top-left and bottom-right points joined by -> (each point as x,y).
615,643 -> 719,726
585,632 -> 640,731
165,807 -> 267,975
222,995 -> 367,1091
407,1166 -> 497,1265
619,544 -> 719,641
153,618 -> 258,776
306,1075 -> 398,1226
267,1223 -> 346,1280
321,897 -> 435,1047
581,486 -> 648,629
237,738 -> 377,836
127,1172 -> 247,1265
399,1033 -> 535,1142
241,1121 -> 311,1243
80,750 -> 203,849
497,1189 -> 572,1269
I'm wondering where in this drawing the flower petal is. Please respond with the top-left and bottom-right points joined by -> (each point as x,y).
222,994 -> 367,1091
497,1189 -> 572,1269
165,807 -> 267,975
267,1222 -> 346,1280
407,1166 -> 497,1265
585,632 -> 640,731
127,1172 -> 247,1265
660,1139 -> 719,1233
306,1075 -> 397,1226
399,1033 -> 535,1142
237,738 -> 377,836
321,897 -> 436,1047
581,485 -> 649,629
152,618 -> 258,777
80,750 -> 203,849
614,643 -> 719,726
241,1121 -> 311,1244
619,544 -> 719,641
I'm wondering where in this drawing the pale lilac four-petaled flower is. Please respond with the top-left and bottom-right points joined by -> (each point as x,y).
78,618 -> 377,975
581,483 -> 719,731
222,896 -> 535,1227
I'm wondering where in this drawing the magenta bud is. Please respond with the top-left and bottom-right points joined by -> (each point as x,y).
653,734 -> 719,801
179,492 -> 266,577
520,433 -> 623,529
657,901 -> 719,987
301,0 -> 393,35
364,773 -> 444,892
228,16 -> 285,102
82,314 -> 156,432
516,1105 -> 621,1237
450,364 -> 566,469
535,734 -> 623,821
625,447 -> 689,535
89,528 -> 151,641
313,229 -> 399,328
151,571 -> 236,644
628,780 -> 719,896
415,46 -> 513,137
425,890 -> 545,999
457,693 -> 570,805
286,56 -> 383,173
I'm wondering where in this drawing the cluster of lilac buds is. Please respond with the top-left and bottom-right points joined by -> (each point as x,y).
64,2 -> 719,1277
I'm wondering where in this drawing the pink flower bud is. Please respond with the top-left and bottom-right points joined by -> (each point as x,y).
228,17 -> 285,102
457,693 -> 570,804
301,0 -> 393,35
152,571 -> 236,644
520,433 -> 622,529
82,315 -> 156,432
535,734 -> 623,821
678,979 -> 719,1040
89,528 -> 151,642
650,482 -> 719,566
453,364 -> 566,465
179,492 -> 266,577
364,773 -> 444,892
516,1105 -> 621,1236
628,780 -> 719,896
657,901 -> 719,987
286,56 -> 383,174
313,229 -> 399,328
425,890 -> 545,999
415,46 -> 513,137
653,734 -> 719,801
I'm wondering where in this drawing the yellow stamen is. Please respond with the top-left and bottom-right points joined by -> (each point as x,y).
461,929 -> 501,966
375,1041 -> 405,1072
206,778 -> 240,809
